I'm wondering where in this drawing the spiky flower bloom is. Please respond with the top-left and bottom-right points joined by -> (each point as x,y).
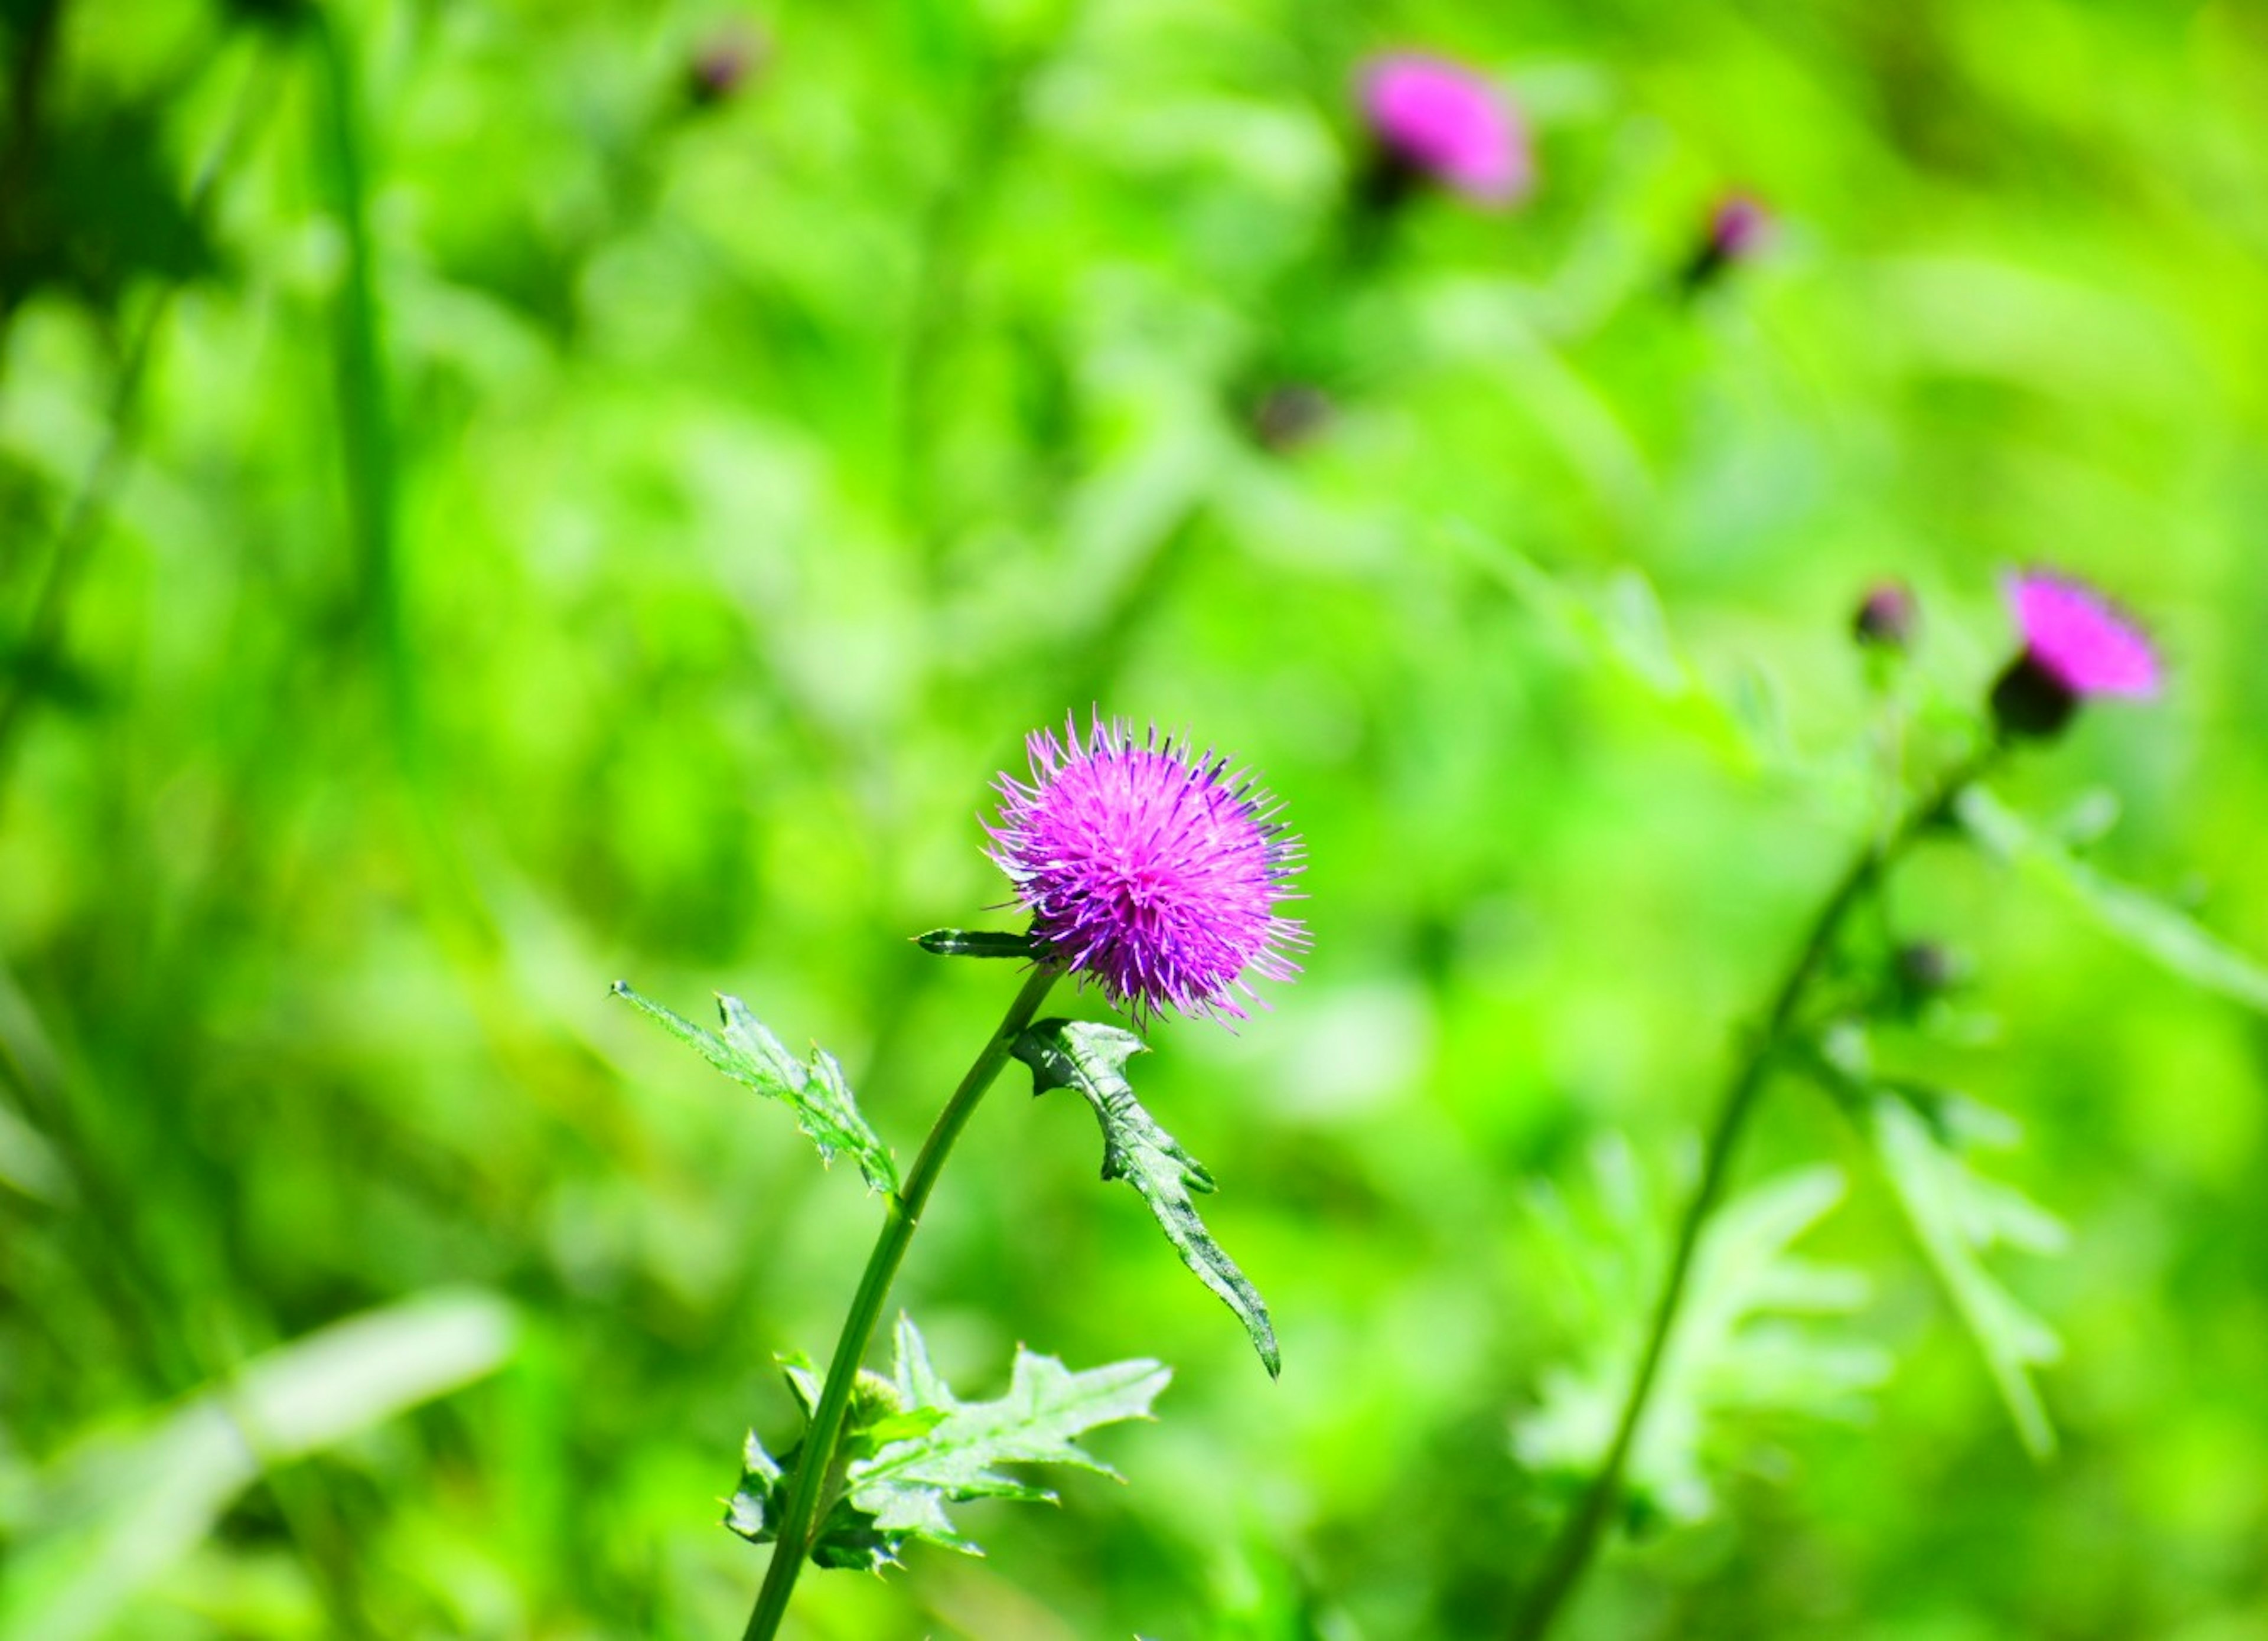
1359,54 -> 1530,206
986,716 -> 1305,1025
1990,572 -> 2161,739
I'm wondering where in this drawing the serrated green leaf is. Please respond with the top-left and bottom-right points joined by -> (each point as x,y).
611,982 -> 898,1193
1958,788 -> 2268,1012
1865,1091 -> 2064,1459
915,928 -> 1038,959
724,1429 -> 784,1542
1014,1019 -> 1280,1376
1516,1148 -> 1886,1526
848,1316 -> 1170,1555
726,1317 -> 1168,1568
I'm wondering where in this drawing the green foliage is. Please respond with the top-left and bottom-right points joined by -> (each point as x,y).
728,1316 -> 1168,1570
1517,1148 -> 1889,1526
1014,1018 -> 1280,1377
9,1 -> 2268,1633
914,928 -> 1038,959
0,1292 -> 515,1641
1959,788 -> 2268,1014
611,983 -> 898,1194
1798,1030 -> 2067,1457
1868,1088 -> 2066,1459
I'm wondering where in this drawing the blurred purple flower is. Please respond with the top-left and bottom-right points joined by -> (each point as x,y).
1360,54 -> 1530,205
1682,191 -> 1775,292
2008,573 -> 2160,697
987,715 -> 1306,1025
1990,572 -> 2159,738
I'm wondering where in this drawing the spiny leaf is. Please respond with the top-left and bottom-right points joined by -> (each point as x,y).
1865,1091 -> 2065,1459
1958,787 -> 2268,1013
725,1317 -> 1168,1568
1516,1147 -> 1887,1526
915,928 -> 1038,959
611,982 -> 898,1194
1014,1018 -> 1280,1376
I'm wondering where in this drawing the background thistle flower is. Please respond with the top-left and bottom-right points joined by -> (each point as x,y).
986,716 -> 1306,1025
1991,572 -> 2161,739
1358,53 -> 1531,208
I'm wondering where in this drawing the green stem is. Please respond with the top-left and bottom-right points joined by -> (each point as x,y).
741,960 -> 1063,1641
1511,746 -> 2000,1640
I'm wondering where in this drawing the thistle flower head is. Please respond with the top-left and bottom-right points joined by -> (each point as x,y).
1991,571 -> 2160,739
1359,54 -> 1530,205
986,715 -> 1306,1025
2006,572 -> 2160,697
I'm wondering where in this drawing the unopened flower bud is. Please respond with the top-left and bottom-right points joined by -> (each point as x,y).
1894,941 -> 1959,1000
1853,580 -> 1918,651
1682,193 -> 1774,292
686,24 -> 764,109
1250,383 -> 1334,453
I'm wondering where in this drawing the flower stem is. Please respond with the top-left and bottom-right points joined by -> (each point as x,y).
741,961 -> 1063,1641
1510,749 -> 1998,1640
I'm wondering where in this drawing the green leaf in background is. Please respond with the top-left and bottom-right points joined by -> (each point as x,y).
1958,788 -> 2268,1013
1864,1090 -> 2066,1459
610,982 -> 898,1194
1443,525 -> 1809,783
0,1291 -> 517,1641
728,1317 -> 1168,1568
1517,1152 -> 1889,1526
1014,1018 -> 1280,1377
914,928 -> 1040,959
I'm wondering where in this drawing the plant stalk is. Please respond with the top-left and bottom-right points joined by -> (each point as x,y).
741,960 -> 1063,1641
1511,749 -> 1997,1639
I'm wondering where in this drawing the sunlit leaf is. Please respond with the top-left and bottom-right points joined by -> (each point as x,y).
727,1316 -> 1168,1568
914,928 -> 1038,959
1516,1148 -> 1887,1525
0,1292 -> 516,1641
1443,526 -> 1846,794
1865,1090 -> 2065,1459
1959,788 -> 2268,1012
1013,1018 -> 1279,1376
611,982 -> 898,1193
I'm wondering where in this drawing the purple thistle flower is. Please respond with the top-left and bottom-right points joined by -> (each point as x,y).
1359,54 -> 1531,207
1990,571 -> 2161,739
986,715 -> 1306,1026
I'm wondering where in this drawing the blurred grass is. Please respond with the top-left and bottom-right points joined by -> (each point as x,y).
2,1 -> 2266,1637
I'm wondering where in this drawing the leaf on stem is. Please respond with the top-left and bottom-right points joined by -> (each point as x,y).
1013,1018 -> 1280,1376
914,928 -> 1038,959
1863,1088 -> 2065,1459
1516,1147 -> 1887,1526
610,982 -> 898,1194
727,1317 -> 1168,1568
1957,787 -> 2268,1013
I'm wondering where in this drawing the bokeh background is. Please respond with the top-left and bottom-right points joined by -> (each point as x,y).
4,1 -> 2266,1636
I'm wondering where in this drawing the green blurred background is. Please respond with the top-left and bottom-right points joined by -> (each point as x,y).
3,0 -> 2266,1636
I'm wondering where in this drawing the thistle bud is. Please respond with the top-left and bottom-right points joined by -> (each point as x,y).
1853,580 -> 1918,652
